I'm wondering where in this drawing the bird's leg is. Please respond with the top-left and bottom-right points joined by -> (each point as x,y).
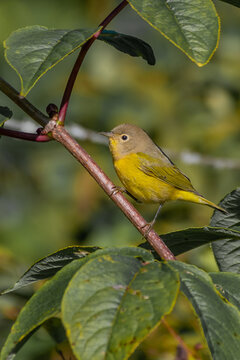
142,204 -> 163,237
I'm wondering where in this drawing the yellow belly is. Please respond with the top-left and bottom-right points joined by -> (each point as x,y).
114,154 -> 175,203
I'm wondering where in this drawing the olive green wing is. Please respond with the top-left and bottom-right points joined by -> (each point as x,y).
137,152 -> 197,193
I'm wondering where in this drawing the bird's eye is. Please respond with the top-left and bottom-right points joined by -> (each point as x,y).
121,134 -> 128,141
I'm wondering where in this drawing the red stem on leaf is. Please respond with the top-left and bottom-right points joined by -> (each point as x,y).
0,127 -> 52,142
58,0 -> 129,125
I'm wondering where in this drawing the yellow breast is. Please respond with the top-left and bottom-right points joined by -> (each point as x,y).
114,153 -> 175,203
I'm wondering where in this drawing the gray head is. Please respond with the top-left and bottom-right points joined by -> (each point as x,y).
101,123 -> 159,160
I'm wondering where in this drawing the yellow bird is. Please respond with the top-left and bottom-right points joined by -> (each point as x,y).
101,124 -> 226,224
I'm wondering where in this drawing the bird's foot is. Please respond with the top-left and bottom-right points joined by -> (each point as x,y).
141,220 -> 155,238
110,186 -> 126,197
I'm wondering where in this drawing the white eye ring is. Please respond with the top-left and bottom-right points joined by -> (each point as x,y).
121,134 -> 128,141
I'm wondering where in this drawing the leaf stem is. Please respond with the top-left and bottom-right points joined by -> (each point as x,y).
52,126 -> 176,261
162,318 -> 199,359
0,127 -> 52,142
58,0 -> 129,125
0,77 -> 49,127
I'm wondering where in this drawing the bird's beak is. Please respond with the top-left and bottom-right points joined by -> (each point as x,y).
99,131 -> 113,138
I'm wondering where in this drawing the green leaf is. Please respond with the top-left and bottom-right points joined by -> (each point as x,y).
210,188 -> 240,230
1,246 -> 153,295
1,246 -> 100,295
0,259 -> 85,360
210,272 -> 240,309
139,226 -> 240,257
0,247 -> 154,359
171,261 -> 240,360
98,30 -> 155,65
218,0 -> 240,8
0,106 -> 13,127
210,188 -> 240,273
62,254 -> 179,360
4,26 -> 100,96
127,0 -> 220,66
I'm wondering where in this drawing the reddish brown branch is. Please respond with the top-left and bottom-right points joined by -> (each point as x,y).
58,0 -> 129,125
52,126 -> 175,261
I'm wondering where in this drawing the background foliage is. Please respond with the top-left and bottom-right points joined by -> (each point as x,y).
0,0 -> 239,359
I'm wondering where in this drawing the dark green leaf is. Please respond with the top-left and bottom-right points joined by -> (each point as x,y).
62,254 -> 179,360
4,26 -> 99,96
210,272 -> 240,309
0,106 -> 13,126
127,0 -> 220,66
140,226 -> 240,257
0,247 -> 154,359
210,188 -> 240,230
1,246 -> 100,295
98,30 -> 155,65
0,259 -> 86,360
210,188 -> 240,273
218,0 -> 240,7
171,261 -> 240,360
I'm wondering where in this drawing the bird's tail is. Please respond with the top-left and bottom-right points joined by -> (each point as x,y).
198,196 -> 227,214
176,190 -> 227,213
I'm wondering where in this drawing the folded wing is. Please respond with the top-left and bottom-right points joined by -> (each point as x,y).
137,152 -> 198,194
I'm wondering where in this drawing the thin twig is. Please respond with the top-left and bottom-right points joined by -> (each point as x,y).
162,318 -> 200,359
52,126 -> 175,260
0,127 -> 51,142
0,77 -> 49,127
58,0 -> 129,125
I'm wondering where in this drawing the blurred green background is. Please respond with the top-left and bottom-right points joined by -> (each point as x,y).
0,0 -> 239,359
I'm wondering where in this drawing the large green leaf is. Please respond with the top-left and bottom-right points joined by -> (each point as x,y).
98,30 -> 155,65
210,272 -> 240,309
171,261 -> 240,360
140,226 -> 240,257
1,246 -> 100,295
4,26 -> 99,96
0,247 -> 154,359
127,0 -> 220,66
210,188 -> 240,273
62,254 -> 179,360
0,259 -> 85,360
